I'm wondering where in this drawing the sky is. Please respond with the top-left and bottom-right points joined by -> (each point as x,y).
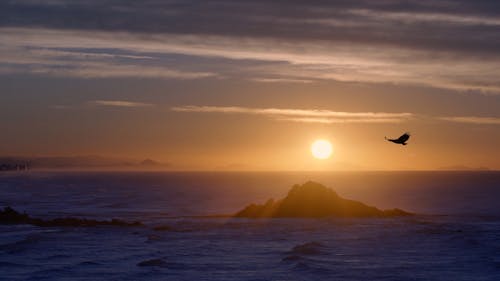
0,0 -> 499,170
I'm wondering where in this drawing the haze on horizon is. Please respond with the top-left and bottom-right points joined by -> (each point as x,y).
0,0 -> 499,171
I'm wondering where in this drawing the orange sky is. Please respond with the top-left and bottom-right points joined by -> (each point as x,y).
0,1 -> 499,170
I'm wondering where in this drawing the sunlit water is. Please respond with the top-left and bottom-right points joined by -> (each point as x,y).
1,171 -> 499,280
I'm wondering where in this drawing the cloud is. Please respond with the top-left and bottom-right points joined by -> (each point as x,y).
29,48 -> 154,60
90,100 -> 154,108
439,116 -> 500,125
171,105 -> 413,124
347,9 -> 500,26
0,37 -> 218,79
173,105 -> 500,125
276,117 -> 406,124
0,27 -> 498,93
0,1 -> 499,92
251,78 -> 315,84
50,64 -> 215,79
0,1 -> 498,45
1,1 -> 499,55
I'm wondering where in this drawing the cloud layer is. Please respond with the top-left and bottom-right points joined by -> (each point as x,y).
0,1 -> 499,93
171,105 -> 413,124
91,100 -> 153,108
172,105 -> 500,125
439,116 -> 500,125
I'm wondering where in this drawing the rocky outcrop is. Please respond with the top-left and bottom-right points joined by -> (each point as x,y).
137,258 -> 169,267
0,206 -> 143,227
235,181 -> 412,218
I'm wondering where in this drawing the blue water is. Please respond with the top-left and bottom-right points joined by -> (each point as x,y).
1,171 -> 499,280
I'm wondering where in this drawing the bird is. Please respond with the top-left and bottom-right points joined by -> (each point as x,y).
385,132 -> 410,145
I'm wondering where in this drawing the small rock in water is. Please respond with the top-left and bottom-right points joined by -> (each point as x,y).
137,258 -> 169,268
288,241 -> 325,255
282,255 -> 302,262
153,225 -> 173,231
0,206 -> 143,227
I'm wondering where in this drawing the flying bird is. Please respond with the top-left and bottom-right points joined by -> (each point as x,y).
385,132 -> 410,145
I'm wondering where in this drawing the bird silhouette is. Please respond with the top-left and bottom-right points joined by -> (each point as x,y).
385,132 -> 410,145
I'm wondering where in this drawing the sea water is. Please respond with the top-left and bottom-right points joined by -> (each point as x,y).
1,171 -> 499,280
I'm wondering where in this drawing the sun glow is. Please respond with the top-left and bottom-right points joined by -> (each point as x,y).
311,139 -> 333,159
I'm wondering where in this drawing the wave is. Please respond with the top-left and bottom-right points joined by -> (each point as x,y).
287,241 -> 326,256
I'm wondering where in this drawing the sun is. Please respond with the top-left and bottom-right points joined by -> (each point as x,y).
311,139 -> 333,159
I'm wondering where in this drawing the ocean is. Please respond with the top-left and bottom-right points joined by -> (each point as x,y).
1,171 -> 499,280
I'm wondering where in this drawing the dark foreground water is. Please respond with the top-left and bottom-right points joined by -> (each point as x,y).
0,171 -> 499,280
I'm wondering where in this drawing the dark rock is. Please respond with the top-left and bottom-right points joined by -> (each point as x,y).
282,255 -> 303,262
0,206 -> 143,227
235,181 -> 413,218
153,225 -> 173,231
0,206 -> 31,224
33,217 -> 142,227
137,258 -> 169,267
287,241 -> 325,256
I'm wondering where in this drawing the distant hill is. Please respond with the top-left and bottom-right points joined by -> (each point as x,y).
0,156 -> 169,170
140,159 -> 161,166
438,165 -> 490,171
235,181 -> 412,218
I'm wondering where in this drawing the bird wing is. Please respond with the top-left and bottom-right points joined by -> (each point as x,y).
397,133 -> 410,142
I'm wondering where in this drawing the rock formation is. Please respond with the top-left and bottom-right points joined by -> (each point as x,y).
0,206 -> 143,227
235,181 -> 412,218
